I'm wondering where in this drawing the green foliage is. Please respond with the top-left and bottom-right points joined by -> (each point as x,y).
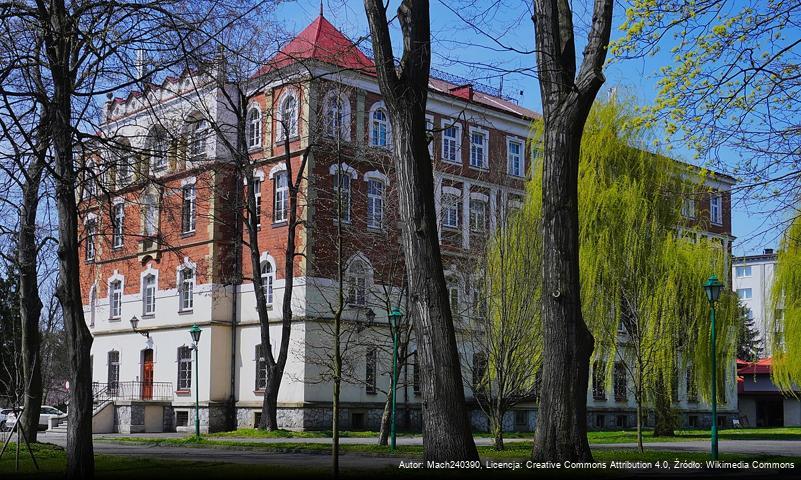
736,305 -> 763,362
771,215 -> 801,391
505,99 -> 737,404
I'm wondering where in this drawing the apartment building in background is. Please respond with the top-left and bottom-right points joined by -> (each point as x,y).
732,249 -> 778,356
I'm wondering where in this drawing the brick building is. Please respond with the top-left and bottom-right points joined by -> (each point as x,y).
79,14 -> 735,434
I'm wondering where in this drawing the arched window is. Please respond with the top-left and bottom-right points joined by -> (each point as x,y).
179,267 -> 194,311
346,259 -> 368,306
189,119 -> 208,158
370,107 -> 389,147
142,194 -> 158,237
279,94 -> 298,140
247,107 -> 262,148
260,261 -> 274,306
323,92 -> 350,139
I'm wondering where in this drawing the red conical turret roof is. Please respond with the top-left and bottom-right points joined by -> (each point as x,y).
256,15 -> 374,77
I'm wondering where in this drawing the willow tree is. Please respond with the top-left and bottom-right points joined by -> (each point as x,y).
513,101 -> 738,447
770,218 -> 801,390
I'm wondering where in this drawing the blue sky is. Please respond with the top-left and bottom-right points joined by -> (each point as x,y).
274,0 -> 777,256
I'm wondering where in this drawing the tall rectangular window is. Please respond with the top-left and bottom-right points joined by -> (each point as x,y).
412,351 -> 420,394
448,282 -> 460,320
85,220 -> 96,261
365,348 -> 377,394
143,195 -> 158,237
251,178 -> 262,228
710,194 -> 723,225
177,346 -> 192,390
472,353 -> 487,388
441,122 -> 460,164
469,199 -> 487,232
335,173 -> 351,224
117,155 -> 131,186
109,280 -> 122,319
682,198 -> 696,219
507,139 -> 523,176
273,173 -> 288,223
181,184 -> 196,233
367,179 -> 384,229
613,363 -> 627,401
592,361 -> 607,400
107,351 -> 119,394
179,268 -> 194,311
469,130 -> 487,169
442,194 -> 459,229
112,204 -> 124,248
255,344 -> 267,390
142,274 -> 156,316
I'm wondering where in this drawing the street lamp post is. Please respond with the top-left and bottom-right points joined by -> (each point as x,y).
703,274 -> 723,461
388,307 -> 403,451
189,324 -> 202,438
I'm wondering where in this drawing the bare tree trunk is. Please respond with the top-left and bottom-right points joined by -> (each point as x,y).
378,393 -> 391,446
41,2 -> 95,476
653,378 -> 675,437
18,136 -> 45,443
531,0 -> 613,462
636,381 -> 644,453
491,413 -> 505,451
364,0 -> 479,461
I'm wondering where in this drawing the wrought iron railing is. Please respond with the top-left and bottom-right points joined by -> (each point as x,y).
92,381 -> 173,402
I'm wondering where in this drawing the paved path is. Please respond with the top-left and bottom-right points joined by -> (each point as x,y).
594,440 -> 801,456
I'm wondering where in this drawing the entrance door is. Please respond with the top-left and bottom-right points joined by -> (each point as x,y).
141,349 -> 154,400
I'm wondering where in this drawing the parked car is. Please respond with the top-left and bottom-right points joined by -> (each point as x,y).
0,408 -> 13,431
4,406 -> 65,431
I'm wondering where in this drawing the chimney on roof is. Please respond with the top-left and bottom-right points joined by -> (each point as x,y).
449,84 -> 474,101
764,248 -> 774,255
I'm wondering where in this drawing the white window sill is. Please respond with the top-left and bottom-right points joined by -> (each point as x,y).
441,159 -> 461,166
109,316 -> 121,322
178,309 -> 194,315
468,165 -> 489,172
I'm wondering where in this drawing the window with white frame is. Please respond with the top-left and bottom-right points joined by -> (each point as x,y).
112,203 -> 124,248
334,172 -> 352,224
469,198 -> 487,232
255,344 -> 267,390
682,197 -> 696,219
85,162 -> 97,198
189,119 -> 208,158
273,173 -> 288,223
325,93 -> 349,138
89,285 -> 96,327
260,261 -> 274,306
737,288 -> 752,300
365,347 -> 377,394
279,94 -> 298,140
252,177 -> 262,227
441,122 -> 461,164
447,279 -> 460,319
370,107 -> 389,147
507,139 -> 524,176
85,219 -> 96,261
346,259 -> 368,306
142,274 -> 156,316
247,107 -> 261,148
109,280 -> 122,319
735,265 -> 752,278
179,267 -> 194,311
143,194 -> 158,237
177,346 -> 192,390
469,129 -> 488,169
442,193 -> 460,229
367,179 -> 384,229
107,351 -> 120,393
710,194 -> 723,225
181,184 -> 196,234
117,152 -> 132,186
148,128 -> 168,171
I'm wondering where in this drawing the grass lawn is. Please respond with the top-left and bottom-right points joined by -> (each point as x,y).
2,441 -> 800,479
207,426 -> 801,443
